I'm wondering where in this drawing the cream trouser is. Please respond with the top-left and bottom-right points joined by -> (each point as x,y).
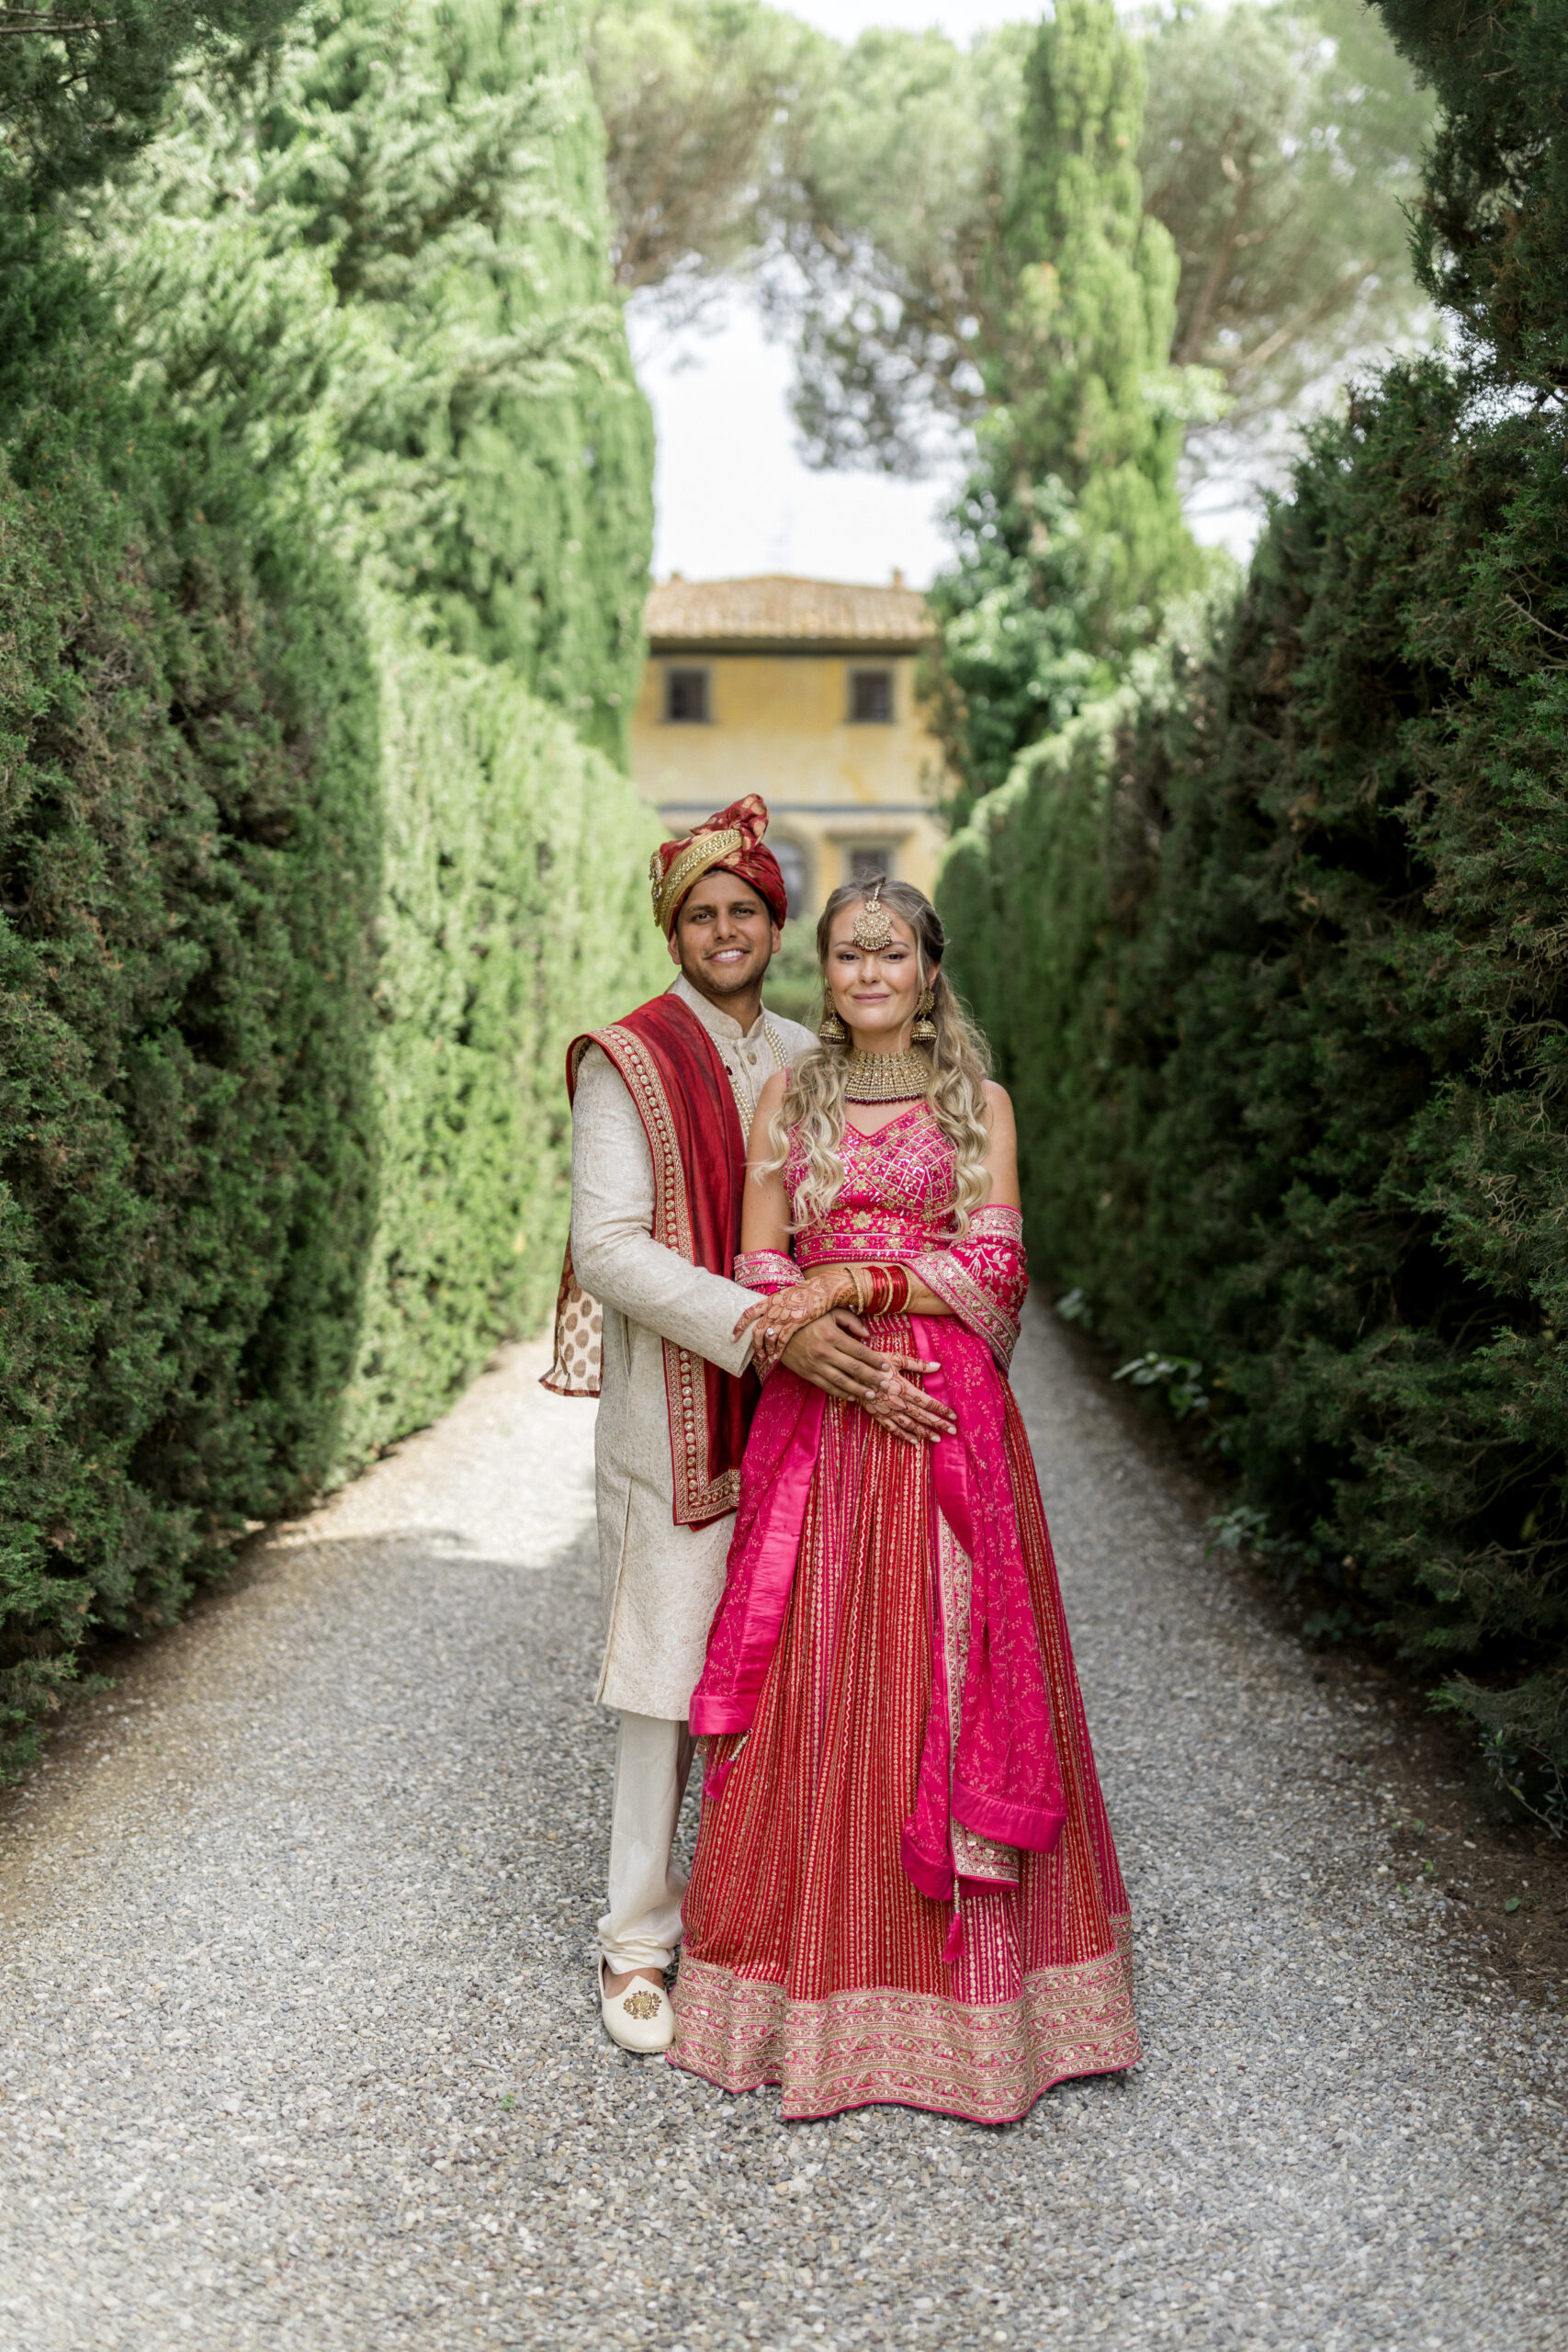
598,1712 -> 694,1975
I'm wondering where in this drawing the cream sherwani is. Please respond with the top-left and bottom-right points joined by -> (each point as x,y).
569,972 -> 814,1973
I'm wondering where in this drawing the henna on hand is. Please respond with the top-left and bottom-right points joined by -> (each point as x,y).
735,1269 -> 854,1367
774,1312 -> 958,1437
863,1366 -> 956,1444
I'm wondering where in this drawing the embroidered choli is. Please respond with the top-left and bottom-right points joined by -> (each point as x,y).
734,1105 -> 1027,1370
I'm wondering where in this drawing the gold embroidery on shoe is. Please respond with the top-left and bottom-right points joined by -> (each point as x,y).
622,1988 -> 663,2021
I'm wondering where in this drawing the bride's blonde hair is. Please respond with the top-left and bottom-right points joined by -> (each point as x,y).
761,878 -> 994,1237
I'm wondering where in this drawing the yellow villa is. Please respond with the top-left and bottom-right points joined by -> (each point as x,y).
629,573 -> 952,922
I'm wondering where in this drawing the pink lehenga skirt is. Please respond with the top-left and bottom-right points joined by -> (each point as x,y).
670,1333 -> 1139,2124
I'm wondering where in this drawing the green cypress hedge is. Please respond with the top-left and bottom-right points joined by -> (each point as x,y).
78,0 -> 653,763
941,359 -> 1568,1790
0,398 -> 662,1769
0,356 -> 383,1758
0,0 -> 661,1771
401,0 -> 655,763
332,602 -> 662,1475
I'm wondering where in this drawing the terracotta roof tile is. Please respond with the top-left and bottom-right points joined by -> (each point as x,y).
645,573 -> 932,648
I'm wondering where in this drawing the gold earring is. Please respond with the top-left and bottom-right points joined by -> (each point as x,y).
911,987 -> 936,1043
818,999 -> 846,1044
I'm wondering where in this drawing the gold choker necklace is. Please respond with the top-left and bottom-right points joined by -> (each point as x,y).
841,1045 -> 931,1102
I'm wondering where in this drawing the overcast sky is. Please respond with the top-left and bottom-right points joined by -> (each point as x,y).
631,2 -> 1259,589
790,0 -> 1021,37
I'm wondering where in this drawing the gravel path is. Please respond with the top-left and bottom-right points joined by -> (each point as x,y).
2,1302 -> 1564,2352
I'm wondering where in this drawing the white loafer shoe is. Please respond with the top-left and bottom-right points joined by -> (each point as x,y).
599,1961 -> 676,2053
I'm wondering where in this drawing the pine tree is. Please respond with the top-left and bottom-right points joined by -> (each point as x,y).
929,0 -> 1207,812
599,5 -> 1431,487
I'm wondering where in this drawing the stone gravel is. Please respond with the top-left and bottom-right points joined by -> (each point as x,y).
2,1301 -> 1564,2352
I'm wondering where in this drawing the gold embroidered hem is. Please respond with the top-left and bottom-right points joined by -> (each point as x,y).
668,1934 -> 1139,2125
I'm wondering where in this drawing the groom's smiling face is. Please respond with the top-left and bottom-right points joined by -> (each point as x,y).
670,872 -> 782,1005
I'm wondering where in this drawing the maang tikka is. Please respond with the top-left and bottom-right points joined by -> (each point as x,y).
851,883 -> 895,953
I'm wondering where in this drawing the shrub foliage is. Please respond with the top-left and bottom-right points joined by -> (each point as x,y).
924,0 -> 1207,820
942,367 -> 1568,1776
0,365 -> 382,1754
333,605 -> 661,1475
941,0 -> 1568,1782
0,0 -> 660,1770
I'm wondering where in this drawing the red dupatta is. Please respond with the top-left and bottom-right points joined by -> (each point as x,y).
541,992 -> 756,1527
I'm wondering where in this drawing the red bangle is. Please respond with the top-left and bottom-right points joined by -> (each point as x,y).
859,1263 -> 908,1317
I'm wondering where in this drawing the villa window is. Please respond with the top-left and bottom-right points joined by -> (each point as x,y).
849,667 -> 894,724
665,666 -> 710,722
772,838 -> 809,918
848,845 -> 894,888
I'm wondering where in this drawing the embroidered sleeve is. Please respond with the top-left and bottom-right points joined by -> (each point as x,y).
733,1249 -> 802,1294
730,1249 -> 803,1385
911,1205 -> 1027,1369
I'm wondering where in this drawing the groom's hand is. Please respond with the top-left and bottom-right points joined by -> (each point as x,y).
780,1313 -> 955,1442
777,1309 -> 878,1397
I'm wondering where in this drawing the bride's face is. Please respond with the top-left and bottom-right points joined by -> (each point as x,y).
824,903 -> 923,1051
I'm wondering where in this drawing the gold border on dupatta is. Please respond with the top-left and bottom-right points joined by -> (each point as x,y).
596,1023 -> 741,1527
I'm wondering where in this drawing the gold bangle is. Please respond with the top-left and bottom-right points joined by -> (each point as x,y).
844,1264 -> 865,1315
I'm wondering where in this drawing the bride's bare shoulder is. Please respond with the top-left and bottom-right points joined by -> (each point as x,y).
981,1079 -> 1016,1128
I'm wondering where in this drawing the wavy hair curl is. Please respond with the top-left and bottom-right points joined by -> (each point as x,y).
761,877 -> 994,1238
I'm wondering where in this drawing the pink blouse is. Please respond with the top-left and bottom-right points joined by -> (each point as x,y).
735,1105 -> 1027,1370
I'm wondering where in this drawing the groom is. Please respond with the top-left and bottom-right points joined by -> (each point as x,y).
544,795 -> 946,2052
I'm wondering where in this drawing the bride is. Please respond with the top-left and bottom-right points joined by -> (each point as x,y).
668,877 -> 1140,2123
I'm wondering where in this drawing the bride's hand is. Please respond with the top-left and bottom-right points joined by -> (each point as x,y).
734,1272 -> 852,1368
863,1364 -> 957,1446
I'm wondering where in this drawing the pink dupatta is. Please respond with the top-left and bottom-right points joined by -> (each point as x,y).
691,1202 -> 1067,1905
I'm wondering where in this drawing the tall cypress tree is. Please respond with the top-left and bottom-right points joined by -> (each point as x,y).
999,0 -> 1196,622
930,0 -> 1205,810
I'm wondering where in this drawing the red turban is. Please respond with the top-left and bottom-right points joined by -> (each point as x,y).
649,792 -> 788,935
